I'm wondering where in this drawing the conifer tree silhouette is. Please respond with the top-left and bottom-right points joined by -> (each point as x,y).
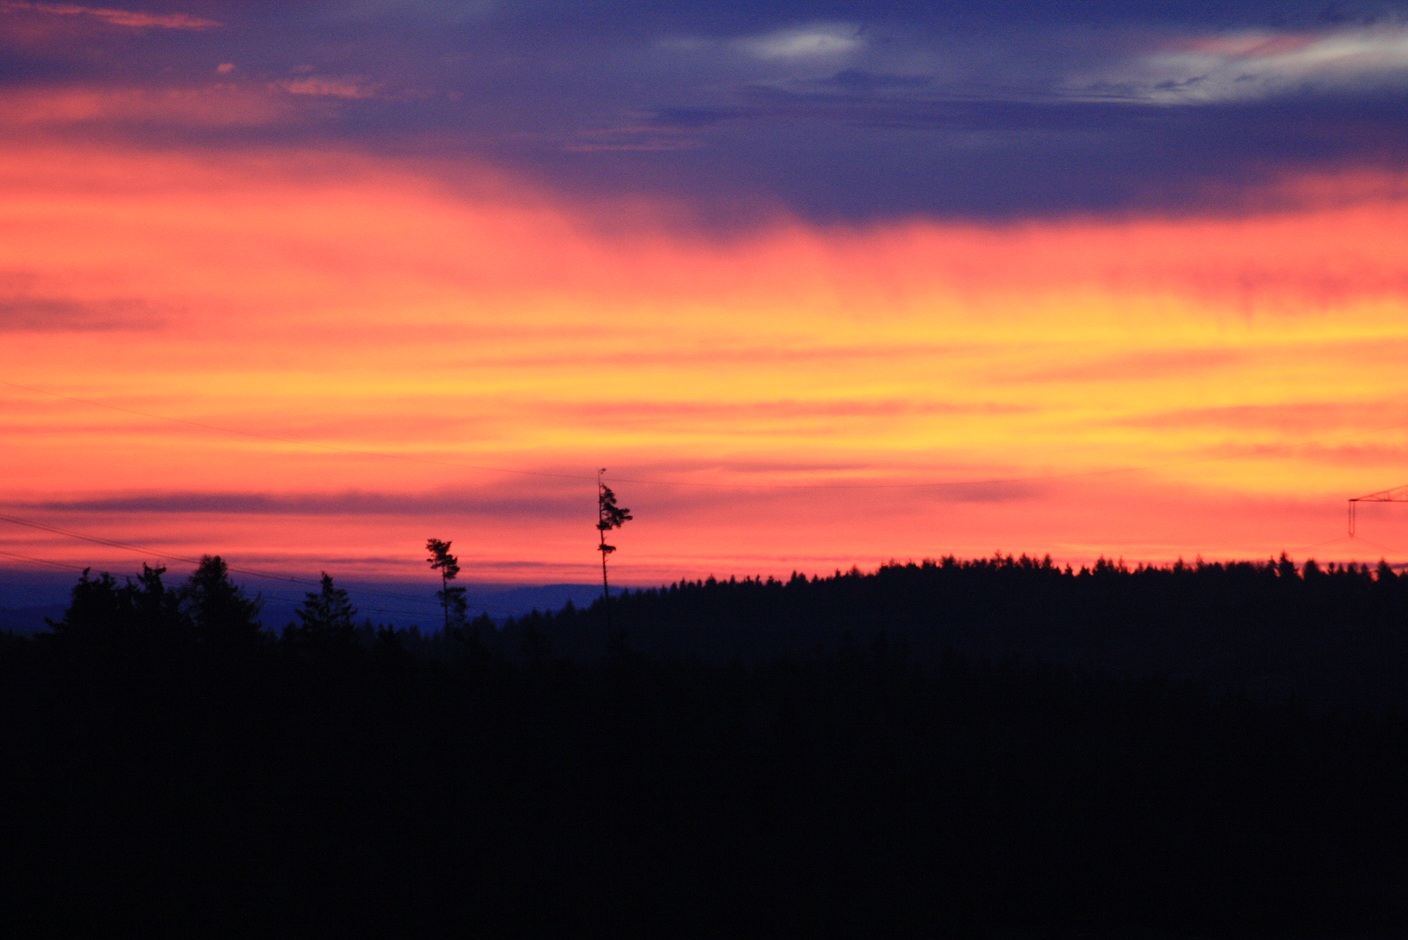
596,469 -> 632,631
48,568 -> 125,642
129,563 -> 184,638
183,555 -> 261,645
426,538 -> 467,637
290,572 -> 357,645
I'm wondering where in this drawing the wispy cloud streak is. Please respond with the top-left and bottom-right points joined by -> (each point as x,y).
0,1 -> 219,30
1074,24 -> 1408,104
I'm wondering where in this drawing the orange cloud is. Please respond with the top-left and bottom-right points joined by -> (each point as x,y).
3,139 -> 1407,584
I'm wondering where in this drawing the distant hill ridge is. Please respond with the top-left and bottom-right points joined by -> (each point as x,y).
502,554 -> 1408,709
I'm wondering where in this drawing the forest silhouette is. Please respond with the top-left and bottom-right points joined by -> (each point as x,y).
2,552 -> 1407,935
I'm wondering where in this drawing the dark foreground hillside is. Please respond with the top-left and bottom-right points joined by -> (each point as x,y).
3,557 -> 1407,936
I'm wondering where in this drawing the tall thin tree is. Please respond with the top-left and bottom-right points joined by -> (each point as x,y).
426,538 -> 467,637
596,469 -> 632,630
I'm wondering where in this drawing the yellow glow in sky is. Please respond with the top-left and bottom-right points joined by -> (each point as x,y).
4,144 -> 1408,584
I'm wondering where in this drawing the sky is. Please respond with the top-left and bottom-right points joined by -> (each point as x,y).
4,0 -> 1408,602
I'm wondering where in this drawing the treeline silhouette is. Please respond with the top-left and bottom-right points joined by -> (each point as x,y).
2,554 -> 1406,935
505,554 -> 1408,709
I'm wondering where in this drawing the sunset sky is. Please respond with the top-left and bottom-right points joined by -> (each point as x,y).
5,0 -> 1408,608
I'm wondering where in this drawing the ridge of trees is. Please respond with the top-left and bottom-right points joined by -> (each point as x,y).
29,550 -> 1408,711
500,552 -> 1408,709
46,555 -> 261,649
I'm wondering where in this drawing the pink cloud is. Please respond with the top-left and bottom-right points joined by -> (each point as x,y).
1169,33 -> 1318,59
0,84 -> 286,128
0,1 -> 220,30
277,77 -> 378,100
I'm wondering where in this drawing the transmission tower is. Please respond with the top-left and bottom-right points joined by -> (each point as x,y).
1348,485 -> 1408,536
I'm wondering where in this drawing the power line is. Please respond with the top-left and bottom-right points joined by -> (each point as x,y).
1349,534 -> 1408,560
0,511 -> 517,617
1280,534 -> 1357,556
0,545 -> 444,625
0,548 -> 86,574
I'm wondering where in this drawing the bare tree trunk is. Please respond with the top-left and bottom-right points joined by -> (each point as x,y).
441,570 -> 449,635
600,538 -> 612,633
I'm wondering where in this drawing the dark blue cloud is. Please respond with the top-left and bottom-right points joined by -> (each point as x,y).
4,0 -> 1407,223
